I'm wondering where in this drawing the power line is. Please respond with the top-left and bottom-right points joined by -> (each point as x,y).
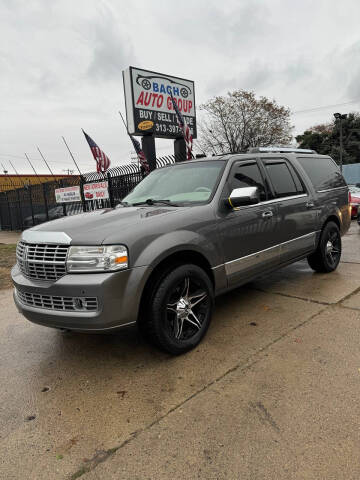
292,98 -> 360,115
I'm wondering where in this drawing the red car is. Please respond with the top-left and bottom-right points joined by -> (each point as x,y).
349,185 -> 360,218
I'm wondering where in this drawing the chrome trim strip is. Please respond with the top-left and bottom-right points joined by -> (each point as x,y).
71,321 -> 137,331
317,186 -> 348,193
261,194 -> 308,205
22,230 -> 72,245
225,232 -> 316,276
233,194 -> 308,210
211,264 -> 224,271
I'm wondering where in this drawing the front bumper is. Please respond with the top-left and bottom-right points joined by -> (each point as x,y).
11,264 -> 149,332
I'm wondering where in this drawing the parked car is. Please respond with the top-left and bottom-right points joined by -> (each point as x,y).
12,149 -> 350,355
349,185 -> 360,218
23,205 -> 64,227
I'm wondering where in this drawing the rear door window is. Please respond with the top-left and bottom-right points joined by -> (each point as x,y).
297,156 -> 346,191
263,161 -> 304,198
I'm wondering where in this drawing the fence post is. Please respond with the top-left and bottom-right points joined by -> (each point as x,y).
6,192 -> 13,230
0,194 -> 3,231
79,176 -> 86,212
43,183 -> 49,222
16,189 -> 24,230
28,184 -> 35,226
107,172 -> 114,208
59,180 -> 67,216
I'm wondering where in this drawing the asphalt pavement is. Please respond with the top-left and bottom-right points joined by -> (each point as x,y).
1,223 -> 360,479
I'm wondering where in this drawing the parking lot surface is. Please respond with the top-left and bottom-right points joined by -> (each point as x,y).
1,224 -> 360,479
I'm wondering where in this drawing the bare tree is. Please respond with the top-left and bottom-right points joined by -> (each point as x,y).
198,90 -> 293,155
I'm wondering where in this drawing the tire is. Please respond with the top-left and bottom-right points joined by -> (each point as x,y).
145,264 -> 214,355
307,221 -> 342,273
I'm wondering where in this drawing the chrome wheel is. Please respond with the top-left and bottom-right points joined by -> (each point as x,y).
325,231 -> 341,266
166,276 -> 209,341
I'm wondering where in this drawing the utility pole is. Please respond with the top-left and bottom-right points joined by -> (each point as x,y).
333,113 -> 348,172
1,163 -> 16,189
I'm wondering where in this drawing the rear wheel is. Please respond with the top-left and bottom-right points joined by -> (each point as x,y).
146,264 -> 214,355
307,221 -> 341,273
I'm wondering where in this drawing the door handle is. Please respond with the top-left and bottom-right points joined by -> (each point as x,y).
262,210 -> 273,218
306,202 -> 315,209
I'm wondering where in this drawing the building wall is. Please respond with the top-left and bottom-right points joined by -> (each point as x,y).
0,175 -> 78,192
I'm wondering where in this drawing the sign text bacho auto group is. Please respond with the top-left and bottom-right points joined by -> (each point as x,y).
123,67 -> 196,140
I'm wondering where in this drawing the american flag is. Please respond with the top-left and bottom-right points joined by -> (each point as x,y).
82,130 -> 111,173
129,134 -> 150,174
170,93 -> 193,160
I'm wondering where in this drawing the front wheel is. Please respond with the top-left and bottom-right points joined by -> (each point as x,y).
307,221 -> 341,273
146,264 -> 214,355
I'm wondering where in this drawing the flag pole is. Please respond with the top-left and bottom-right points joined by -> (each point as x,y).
37,146 -> 56,179
25,153 -> 42,184
9,160 -> 27,187
118,111 -> 150,174
118,110 -> 128,132
61,136 -> 83,177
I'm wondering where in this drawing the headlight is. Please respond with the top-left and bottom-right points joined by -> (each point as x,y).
66,245 -> 128,273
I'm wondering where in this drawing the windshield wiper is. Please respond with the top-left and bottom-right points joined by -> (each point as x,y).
132,198 -> 179,207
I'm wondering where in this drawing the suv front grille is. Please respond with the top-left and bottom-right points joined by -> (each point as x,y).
16,290 -> 98,312
16,241 -> 69,281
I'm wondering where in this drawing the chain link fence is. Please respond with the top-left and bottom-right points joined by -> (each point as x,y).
0,155 -> 178,231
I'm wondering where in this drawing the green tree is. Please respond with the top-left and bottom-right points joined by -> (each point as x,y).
199,90 -> 293,155
296,113 -> 360,164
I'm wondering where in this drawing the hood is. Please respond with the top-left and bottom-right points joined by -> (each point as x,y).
26,205 -> 187,245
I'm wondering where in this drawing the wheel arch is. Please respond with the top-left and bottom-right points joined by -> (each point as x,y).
314,215 -> 341,250
137,249 -> 215,326
322,215 -> 340,231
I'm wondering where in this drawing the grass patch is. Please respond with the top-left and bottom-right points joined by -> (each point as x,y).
0,244 -> 16,290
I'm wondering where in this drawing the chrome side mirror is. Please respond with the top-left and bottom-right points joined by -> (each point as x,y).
227,187 -> 260,208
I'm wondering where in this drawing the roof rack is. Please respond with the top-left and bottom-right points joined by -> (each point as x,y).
248,147 -> 317,154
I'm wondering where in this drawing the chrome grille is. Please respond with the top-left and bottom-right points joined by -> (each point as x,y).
16,290 -> 98,312
16,241 -> 68,281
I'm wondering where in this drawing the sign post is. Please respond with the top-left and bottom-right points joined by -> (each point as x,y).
123,67 -> 196,162
141,133 -> 157,171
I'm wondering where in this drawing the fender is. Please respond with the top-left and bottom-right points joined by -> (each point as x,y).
133,229 -> 222,270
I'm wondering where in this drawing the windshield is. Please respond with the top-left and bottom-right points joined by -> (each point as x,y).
123,160 -> 225,206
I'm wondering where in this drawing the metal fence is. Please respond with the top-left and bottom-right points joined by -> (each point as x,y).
0,155 -> 177,231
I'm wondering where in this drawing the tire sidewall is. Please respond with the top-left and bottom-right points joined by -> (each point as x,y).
150,264 -> 214,355
319,222 -> 341,272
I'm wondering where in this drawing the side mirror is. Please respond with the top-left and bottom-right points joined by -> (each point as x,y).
227,187 -> 260,208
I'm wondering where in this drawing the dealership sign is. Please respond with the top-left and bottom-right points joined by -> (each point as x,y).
123,67 -> 196,140
83,181 -> 109,201
55,186 -> 81,203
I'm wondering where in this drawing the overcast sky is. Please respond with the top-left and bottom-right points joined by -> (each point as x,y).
1,0 -> 360,174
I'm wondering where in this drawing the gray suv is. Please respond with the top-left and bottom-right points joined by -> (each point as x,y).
12,149 -> 350,354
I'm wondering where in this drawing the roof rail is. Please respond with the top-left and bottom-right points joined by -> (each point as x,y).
248,147 -> 317,154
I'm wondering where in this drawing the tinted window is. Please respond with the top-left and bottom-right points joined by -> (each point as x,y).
288,164 -> 305,193
265,162 -> 298,198
231,162 -> 267,201
297,156 -> 346,190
